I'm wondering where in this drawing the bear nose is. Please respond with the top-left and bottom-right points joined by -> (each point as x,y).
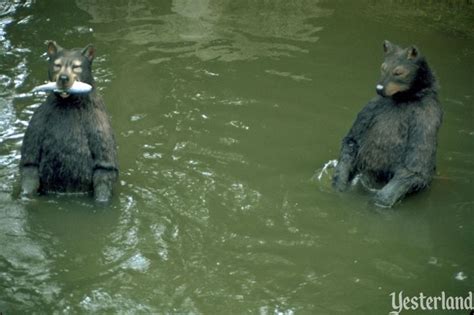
376,84 -> 384,96
59,74 -> 69,83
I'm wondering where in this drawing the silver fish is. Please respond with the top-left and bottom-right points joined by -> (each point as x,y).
32,81 -> 92,94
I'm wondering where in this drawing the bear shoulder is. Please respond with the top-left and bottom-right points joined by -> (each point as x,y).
414,95 -> 443,129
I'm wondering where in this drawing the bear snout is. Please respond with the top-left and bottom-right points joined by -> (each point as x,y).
56,72 -> 75,92
376,84 -> 385,96
59,74 -> 70,83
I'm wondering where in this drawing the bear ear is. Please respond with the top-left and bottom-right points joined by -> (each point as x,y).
46,40 -> 62,57
407,46 -> 419,60
82,44 -> 95,62
383,40 -> 394,54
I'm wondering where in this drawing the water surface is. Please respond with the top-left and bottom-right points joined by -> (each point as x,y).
0,1 -> 473,314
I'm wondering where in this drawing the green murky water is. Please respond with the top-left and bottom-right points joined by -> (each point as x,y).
1,1 -> 473,314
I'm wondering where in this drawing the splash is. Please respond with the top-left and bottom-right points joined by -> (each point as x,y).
315,159 -> 338,181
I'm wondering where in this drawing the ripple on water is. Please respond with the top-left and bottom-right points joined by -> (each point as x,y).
79,288 -> 154,313
454,271 -> 468,281
0,194 -> 61,308
265,69 -> 312,82
374,259 -> 417,280
120,252 -> 151,272
77,0 -> 330,62
1,1 -> 473,314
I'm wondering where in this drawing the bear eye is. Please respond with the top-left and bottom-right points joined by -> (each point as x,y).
72,64 -> 82,73
393,67 -> 406,76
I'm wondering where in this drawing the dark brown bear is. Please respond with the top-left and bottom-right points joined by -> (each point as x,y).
20,41 -> 118,202
333,40 -> 442,207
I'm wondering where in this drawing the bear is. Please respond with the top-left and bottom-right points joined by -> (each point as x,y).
20,41 -> 118,203
332,40 -> 443,208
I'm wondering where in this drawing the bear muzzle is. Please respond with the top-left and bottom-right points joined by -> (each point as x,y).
376,84 -> 385,96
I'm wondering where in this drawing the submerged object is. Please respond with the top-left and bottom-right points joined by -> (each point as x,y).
32,81 -> 92,94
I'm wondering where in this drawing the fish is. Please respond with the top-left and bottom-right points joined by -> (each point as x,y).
32,81 -> 93,94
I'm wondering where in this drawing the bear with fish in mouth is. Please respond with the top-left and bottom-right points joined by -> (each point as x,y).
20,41 -> 118,202
333,40 -> 443,207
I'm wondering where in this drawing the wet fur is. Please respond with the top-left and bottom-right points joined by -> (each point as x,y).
333,41 -> 442,207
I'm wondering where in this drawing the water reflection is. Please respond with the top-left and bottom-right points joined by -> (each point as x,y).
0,2 -> 34,194
78,0 -> 330,62
363,0 -> 474,38
0,194 -> 61,309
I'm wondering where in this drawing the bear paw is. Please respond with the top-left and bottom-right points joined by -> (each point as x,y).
374,190 -> 397,208
332,175 -> 349,192
94,183 -> 112,203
